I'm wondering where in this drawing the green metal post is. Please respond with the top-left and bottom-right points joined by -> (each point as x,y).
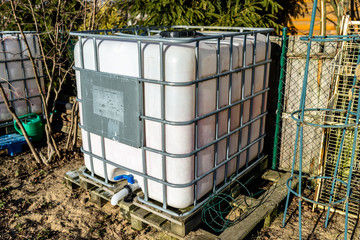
272,27 -> 288,170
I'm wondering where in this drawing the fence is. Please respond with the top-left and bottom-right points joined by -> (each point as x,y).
272,31 -> 339,175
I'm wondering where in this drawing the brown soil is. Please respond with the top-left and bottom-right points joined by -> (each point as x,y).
256,189 -> 360,240
1,134 -> 359,240
0,135 -> 170,240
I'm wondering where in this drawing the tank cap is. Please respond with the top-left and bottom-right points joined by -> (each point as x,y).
160,30 -> 197,38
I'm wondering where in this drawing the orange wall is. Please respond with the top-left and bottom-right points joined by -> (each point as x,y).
290,0 -> 338,35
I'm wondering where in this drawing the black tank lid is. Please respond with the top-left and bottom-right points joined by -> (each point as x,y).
160,30 -> 197,38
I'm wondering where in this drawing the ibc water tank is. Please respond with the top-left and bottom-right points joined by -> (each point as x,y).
72,26 -> 272,212
0,32 -> 45,122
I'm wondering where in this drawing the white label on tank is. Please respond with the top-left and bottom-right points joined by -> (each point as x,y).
93,85 -> 124,123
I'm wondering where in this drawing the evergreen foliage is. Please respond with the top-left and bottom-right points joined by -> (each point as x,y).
124,0 -> 283,31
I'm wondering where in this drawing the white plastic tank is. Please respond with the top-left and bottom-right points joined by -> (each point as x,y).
74,29 -> 270,208
0,33 -> 44,122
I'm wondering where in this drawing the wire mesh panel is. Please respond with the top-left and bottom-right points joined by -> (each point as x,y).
274,35 -> 339,175
316,19 -> 360,215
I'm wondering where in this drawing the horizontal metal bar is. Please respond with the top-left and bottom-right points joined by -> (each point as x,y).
0,57 -> 42,64
0,75 -> 45,84
0,94 -> 42,104
70,25 -> 273,43
0,31 -> 38,34
300,34 -> 360,40
300,35 -> 360,42
286,175 -> 348,207
73,59 -> 271,87
0,121 -> 14,127
79,110 -> 267,158
142,113 -> 267,158
141,88 -> 269,125
80,133 -> 265,188
82,170 -> 116,188
71,25 -> 273,35
290,108 -> 358,128
136,154 -> 266,217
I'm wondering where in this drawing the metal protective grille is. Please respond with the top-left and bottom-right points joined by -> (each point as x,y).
71,26 -> 273,217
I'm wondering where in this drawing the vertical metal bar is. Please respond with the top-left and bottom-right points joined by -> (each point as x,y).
208,40 -> 218,193
33,34 -> 45,117
92,37 -> 107,182
16,34 -> 31,115
236,34 -> 247,175
325,51 -> 360,229
78,36 -> 94,177
272,27 -> 288,170
194,40 -> 199,205
225,37 -> 233,179
344,88 -> 360,240
1,33 -> 15,110
92,37 -> 99,71
257,33 -> 270,158
101,136 -> 108,183
159,42 -> 167,209
245,33 -> 257,168
216,38 -> 225,182
33,34 -> 46,116
282,2 -> 318,239
320,0 -> 326,36
138,40 -> 149,201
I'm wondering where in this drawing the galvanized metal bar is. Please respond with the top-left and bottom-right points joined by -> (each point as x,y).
344,87 -> 360,240
101,136 -> 109,184
0,75 -> 46,84
0,94 -> 42,104
73,25 -> 273,35
159,41 -> 167,209
140,88 -> 269,125
257,33 -> 270,158
70,26 -> 274,44
138,40 -> 149,201
136,154 -> 266,217
194,40 -> 200,205
16,34 -> 31,115
272,27 -> 288,170
78,36 -> 94,178
245,33 -> 257,168
0,33 -> 15,110
73,59 -> 272,87
0,56 -> 42,64
216,37 -> 229,183
225,36 -> 234,182
282,1 -> 318,239
324,50 -> 360,230
31,34 -> 44,117
92,34 -> 107,182
286,176 -> 347,206
80,109 -> 266,159
92,37 -> 99,71
236,35 -> 247,175
80,133 -> 265,189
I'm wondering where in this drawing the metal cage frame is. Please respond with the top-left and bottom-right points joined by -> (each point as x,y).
0,31 -> 45,127
70,25 -> 274,217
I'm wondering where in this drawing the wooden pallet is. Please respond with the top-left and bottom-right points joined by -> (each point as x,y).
64,166 -> 215,239
64,157 -> 291,239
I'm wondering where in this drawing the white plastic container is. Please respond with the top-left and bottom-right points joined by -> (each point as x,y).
0,34 -> 44,122
75,31 -> 270,209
